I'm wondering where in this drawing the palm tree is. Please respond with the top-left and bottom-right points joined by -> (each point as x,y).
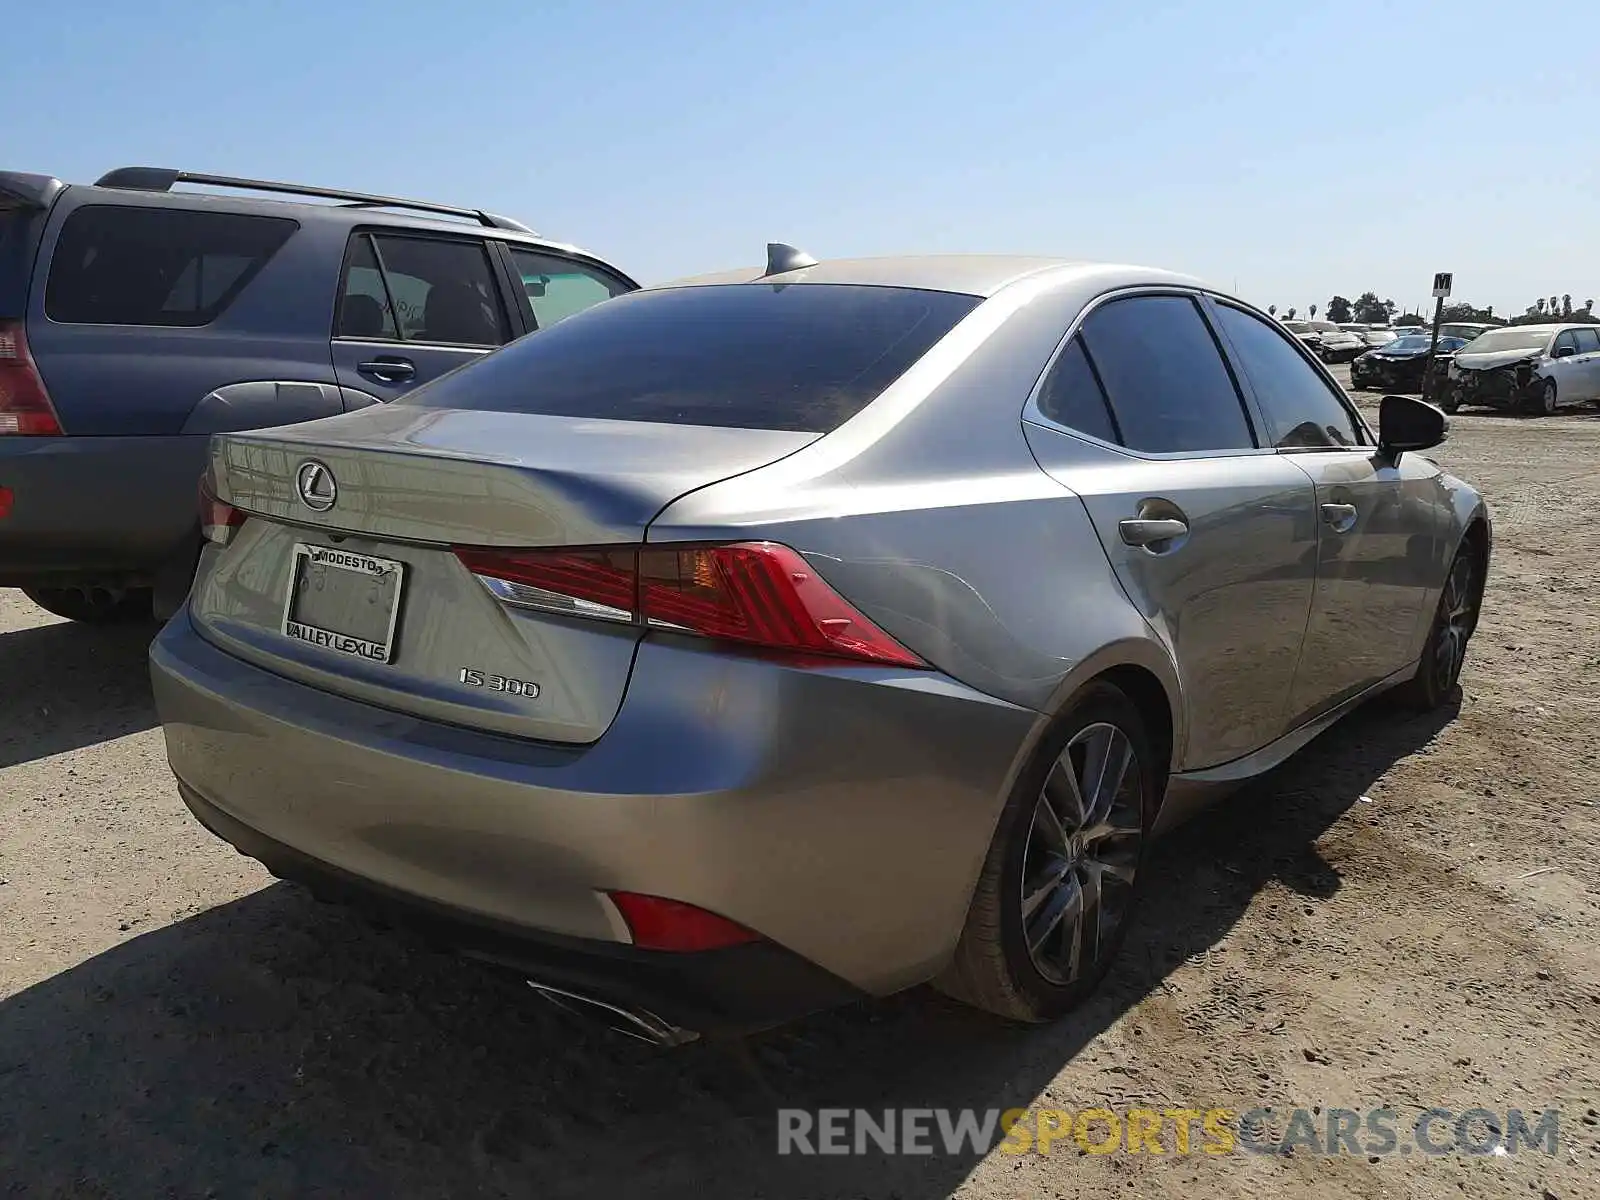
1586,299 -> 1595,315
1268,304 -> 1277,316
1550,295 -> 1560,314
1287,307 -> 1297,319
1309,303 -> 1318,319
1536,298 -> 1547,315
1562,294 -> 1573,317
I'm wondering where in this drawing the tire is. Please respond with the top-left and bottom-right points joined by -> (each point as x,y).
1391,541 -> 1482,711
1526,378 -> 1557,416
22,585 -> 154,624
934,682 -> 1159,1022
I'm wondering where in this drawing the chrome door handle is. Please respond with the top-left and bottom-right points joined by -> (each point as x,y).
358,357 -> 415,383
1320,502 -> 1358,532
1119,517 -> 1189,547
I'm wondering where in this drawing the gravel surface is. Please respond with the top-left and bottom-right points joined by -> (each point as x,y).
2,382 -> 1598,1199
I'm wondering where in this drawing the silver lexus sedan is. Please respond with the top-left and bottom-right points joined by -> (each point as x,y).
151,251 -> 1490,1042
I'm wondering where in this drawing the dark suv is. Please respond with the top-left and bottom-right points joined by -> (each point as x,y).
0,167 -> 637,622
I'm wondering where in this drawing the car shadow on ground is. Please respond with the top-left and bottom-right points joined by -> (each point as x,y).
0,699 -> 1458,1199
0,613 -> 161,768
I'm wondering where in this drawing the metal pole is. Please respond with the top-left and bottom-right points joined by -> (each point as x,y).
1422,294 -> 1446,401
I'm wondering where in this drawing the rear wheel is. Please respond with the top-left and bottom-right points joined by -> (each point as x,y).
22,585 -> 153,624
935,682 -> 1157,1022
1392,542 -> 1480,711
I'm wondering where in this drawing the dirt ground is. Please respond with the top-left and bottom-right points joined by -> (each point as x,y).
2,373 -> 1598,1199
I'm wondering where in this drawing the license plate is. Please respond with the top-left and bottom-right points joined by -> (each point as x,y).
282,543 -> 405,663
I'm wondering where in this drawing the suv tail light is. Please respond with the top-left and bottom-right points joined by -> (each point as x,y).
454,541 -> 926,668
0,320 -> 63,436
199,475 -> 246,545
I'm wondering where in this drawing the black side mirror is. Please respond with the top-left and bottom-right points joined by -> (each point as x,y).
1378,394 -> 1448,459
1553,345 -> 1576,359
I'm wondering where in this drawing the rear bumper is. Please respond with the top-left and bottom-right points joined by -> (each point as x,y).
151,609 -> 1037,1015
176,779 -> 863,1034
0,435 -> 207,586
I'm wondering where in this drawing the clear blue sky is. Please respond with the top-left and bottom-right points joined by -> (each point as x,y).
8,0 -> 1596,316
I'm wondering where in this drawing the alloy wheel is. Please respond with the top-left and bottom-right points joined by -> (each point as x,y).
1019,722 -> 1143,986
1431,552 -> 1476,694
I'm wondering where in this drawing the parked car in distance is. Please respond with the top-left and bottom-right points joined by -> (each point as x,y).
1447,323 -> 1600,415
1440,321 -> 1497,343
1280,319 -> 1322,353
1349,334 -> 1469,393
1360,328 -> 1398,348
1309,324 -> 1365,363
152,251 -> 1490,1042
0,166 -> 637,624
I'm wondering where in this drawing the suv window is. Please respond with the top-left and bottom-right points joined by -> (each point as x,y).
1035,336 -> 1118,443
45,206 -> 295,326
1574,328 -> 1600,353
509,248 -> 630,329
336,233 -> 508,347
396,283 -> 980,433
1553,330 -> 1579,356
1078,295 -> 1255,454
1214,303 -> 1362,449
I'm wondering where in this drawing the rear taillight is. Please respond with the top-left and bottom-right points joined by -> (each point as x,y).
0,320 -> 63,436
199,475 -> 245,545
455,541 -> 927,669
607,892 -> 761,952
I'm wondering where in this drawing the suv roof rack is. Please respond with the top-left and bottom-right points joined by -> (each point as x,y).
92,167 -> 536,235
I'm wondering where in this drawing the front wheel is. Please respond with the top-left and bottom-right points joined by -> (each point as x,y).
934,682 -> 1158,1022
1392,543 -> 1481,710
1526,378 -> 1557,416
22,585 -> 153,624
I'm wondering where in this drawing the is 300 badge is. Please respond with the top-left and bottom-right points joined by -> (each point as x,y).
458,668 -> 541,698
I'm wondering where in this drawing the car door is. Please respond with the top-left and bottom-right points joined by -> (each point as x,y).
1570,327 -> 1600,399
1545,329 -> 1582,404
1023,292 -> 1320,770
1209,299 -> 1441,726
330,230 -> 516,403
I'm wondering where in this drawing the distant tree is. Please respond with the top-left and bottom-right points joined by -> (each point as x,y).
1351,292 -> 1393,324
1395,312 -> 1427,326
1326,296 -> 1352,323
1587,299 -> 1595,315
1562,294 -> 1573,317
1536,298 -> 1547,315
1440,302 -> 1501,324
1267,304 -> 1277,316
1550,296 -> 1560,314
1287,307 -> 1297,319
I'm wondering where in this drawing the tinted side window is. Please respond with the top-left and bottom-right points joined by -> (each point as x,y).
1214,303 -> 1361,449
397,283 -> 980,433
45,206 -> 295,326
1078,295 -> 1255,453
1035,336 -> 1118,443
1574,328 -> 1600,353
1553,330 -> 1579,355
337,234 -> 509,347
510,249 -> 630,329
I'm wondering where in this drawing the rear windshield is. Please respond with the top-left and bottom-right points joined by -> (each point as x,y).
397,283 -> 982,432
45,205 -> 296,327
0,207 -> 37,318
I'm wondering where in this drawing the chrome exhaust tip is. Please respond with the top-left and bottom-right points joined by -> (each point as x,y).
526,979 -> 700,1047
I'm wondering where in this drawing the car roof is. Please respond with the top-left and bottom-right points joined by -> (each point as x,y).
18,169 -> 616,268
649,254 -> 1203,299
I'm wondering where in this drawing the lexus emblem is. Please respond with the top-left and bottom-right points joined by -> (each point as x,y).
295,460 -> 337,512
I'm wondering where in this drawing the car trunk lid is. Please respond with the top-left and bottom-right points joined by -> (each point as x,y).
192,405 -> 816,743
